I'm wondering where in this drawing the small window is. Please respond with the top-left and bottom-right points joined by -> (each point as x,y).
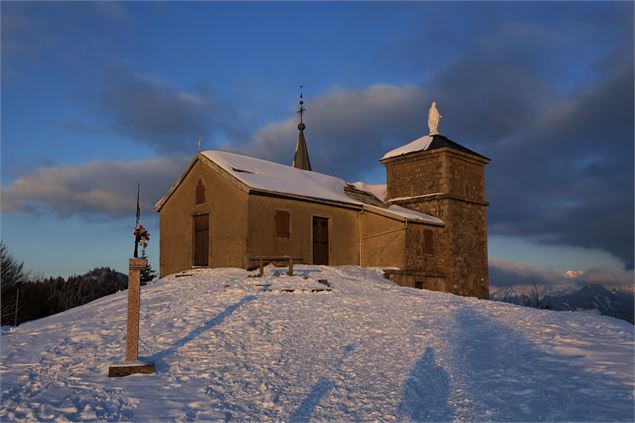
423,229 -> 434,255
196,179 -> 206,204
275,210 -> 290,237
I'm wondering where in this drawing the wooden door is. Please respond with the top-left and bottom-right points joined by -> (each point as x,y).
312,217 -> 329,265
193,214 -> 209,266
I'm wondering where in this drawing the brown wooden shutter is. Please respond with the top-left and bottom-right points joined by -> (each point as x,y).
423,229 -> 434,255
275,210 -> 290,237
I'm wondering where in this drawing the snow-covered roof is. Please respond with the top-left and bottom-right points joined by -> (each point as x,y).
199,151 -> 442,225
381,134 -> 490,161
381,135 -> 434,160
350,182 -> 387,202
203,151 -> 355,205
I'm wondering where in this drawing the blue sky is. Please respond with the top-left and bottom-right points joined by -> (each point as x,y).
1,1 -> 633,289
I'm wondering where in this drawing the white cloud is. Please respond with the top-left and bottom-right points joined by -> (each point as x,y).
1,158 -> 187,218
564,270 -> 583,279
489,258 -> 633,290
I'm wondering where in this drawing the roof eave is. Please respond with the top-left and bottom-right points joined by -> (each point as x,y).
363,204 -> 445,226
154,154 -> 200,212
249,188 -> 363,211
154,152 -> 252,212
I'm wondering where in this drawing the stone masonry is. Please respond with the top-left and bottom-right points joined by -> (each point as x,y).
381,143 -> 490,299
126,257 -> 146,361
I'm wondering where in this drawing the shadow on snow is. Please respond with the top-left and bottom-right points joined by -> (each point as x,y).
448,306 -> 634,422
149,295 -> 258,372
288,343 -> 356,422
288,378 -> 336,422
398,346 -> 454,422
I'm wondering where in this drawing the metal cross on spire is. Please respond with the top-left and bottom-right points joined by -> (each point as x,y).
297,84 -> 306,126
292,84 -> 311,171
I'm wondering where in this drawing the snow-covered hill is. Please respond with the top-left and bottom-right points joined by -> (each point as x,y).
1,266 -> 633,421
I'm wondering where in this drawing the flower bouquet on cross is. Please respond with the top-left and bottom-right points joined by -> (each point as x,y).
133,224 -> 150,258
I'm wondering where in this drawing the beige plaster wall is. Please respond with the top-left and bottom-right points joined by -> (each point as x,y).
246,195 -> 360,265
359,211 -> 406,268
158,158 -> 249,277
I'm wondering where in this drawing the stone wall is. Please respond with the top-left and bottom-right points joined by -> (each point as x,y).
382,147 -> 490,299
385,151 -> 447,200
383,270 -> 446,293
404,224 -> 445,276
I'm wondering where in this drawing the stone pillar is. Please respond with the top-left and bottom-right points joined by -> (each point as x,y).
108,257 -> 154,377
126,257 -> 146,361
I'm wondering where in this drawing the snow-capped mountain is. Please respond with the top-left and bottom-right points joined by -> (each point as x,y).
2,266 -> 633,421
491,283 -> 635,323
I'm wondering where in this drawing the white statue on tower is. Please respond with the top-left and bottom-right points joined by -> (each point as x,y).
428,101 -> 441,135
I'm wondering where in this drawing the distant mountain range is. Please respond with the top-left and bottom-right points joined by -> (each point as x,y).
491,284 -> 634,324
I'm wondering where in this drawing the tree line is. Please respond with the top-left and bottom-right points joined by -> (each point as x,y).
1,242 -> 157,326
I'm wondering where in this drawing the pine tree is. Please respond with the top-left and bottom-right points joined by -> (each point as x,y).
140,258 -> 157,285
0,241 -> 31,325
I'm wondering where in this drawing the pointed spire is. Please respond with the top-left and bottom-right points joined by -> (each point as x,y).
292,85 -> 312,171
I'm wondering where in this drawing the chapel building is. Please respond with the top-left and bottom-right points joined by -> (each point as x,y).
155,102 -> 490,298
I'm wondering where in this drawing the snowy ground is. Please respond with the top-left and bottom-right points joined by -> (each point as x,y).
1,265 -> 633,422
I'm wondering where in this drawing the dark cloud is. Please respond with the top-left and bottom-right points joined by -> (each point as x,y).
240,84 -> 429,181
236,60 -> 632,267
97,71 -> 244,153
1,158 -> 187,218
486,65 -> 634,268
415,15 -> 634,268
234,15 -> 634,268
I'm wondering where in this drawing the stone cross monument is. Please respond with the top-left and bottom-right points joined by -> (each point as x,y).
125,257 -> 146,361
108,188 -> 155,377
108,257 -> 155,377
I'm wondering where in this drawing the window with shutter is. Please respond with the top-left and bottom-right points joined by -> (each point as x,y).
275,210 -> 290,237
423,229 -> 434,255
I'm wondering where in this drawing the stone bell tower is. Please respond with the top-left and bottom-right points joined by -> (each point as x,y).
380,103 -> 490,298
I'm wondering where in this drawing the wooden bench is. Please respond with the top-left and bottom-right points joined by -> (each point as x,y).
251,256 -> 303,277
